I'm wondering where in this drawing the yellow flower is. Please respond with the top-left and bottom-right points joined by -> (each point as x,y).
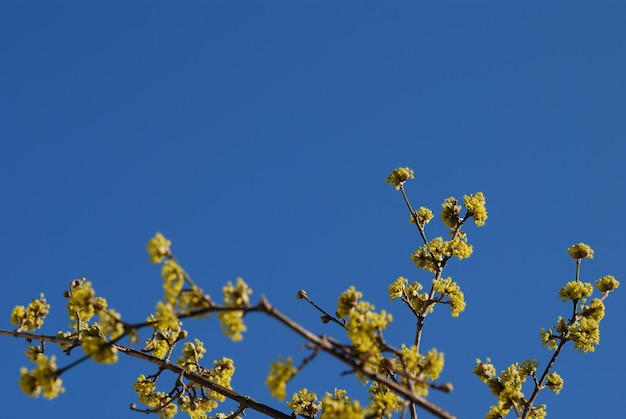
320,391 -> 365,419
569,317 -> 600,353
567,243 -> 594,260
558,281 -> 593,302
410,207 -> 433,226
66,278 -> 107,324
10,293 -> 49,332
146,232 -> 172,264
433,277 -> 466,317
388,277 -> 407,300
473,359 -> 496,383
161,259 -> 185,305
367,382 -> 402,418
441,197 -> 461,229
82,325 -> 118,364
464,192 -> 488,226
546,372 -> 563,394
154,301 -> 181,331
218,311 -> 247,342
287,388 -> 321,417
266,357 -> 297,400
385,167 -> 414,190
19,354 -> 64,399
336,286 -> 362,319
595,275 -> 619,293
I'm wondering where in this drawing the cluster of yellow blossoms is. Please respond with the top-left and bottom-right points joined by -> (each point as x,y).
19,353 -> 64,399
476,243 -> 619,418
10,293 -> 49,332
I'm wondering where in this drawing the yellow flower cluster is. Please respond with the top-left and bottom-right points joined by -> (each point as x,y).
595,275 -> 619,293
218,278 -> 252,342
336,286 -> 362,319
134,356 -> 235,418
558,281 -> 593,302
345,301 -> 392,358
145,302 -> 184,358
204,357 -> 235,401
132,374 -> 177,418
396,345 -> 444,396
320,389 -> 365,419
82,324 -> 118,363
287,388 -> 321,417
19,354 -> 64,399
385,167 -> 414,190
162,259 -> 185,305
409,206 -> 434,226
567,242 -> 594,260
473,358 -> 545,417
146,232 -> 172,263
473,359 -> 496,383
177,338 -> 206,372
463,192 -> 488,227
97,308 -> 126,341
441,197 -> 462,229
388,277 -> 431,315
10,293 -> 49,332
569,317 -> 600,353
65,278 -> 107,326
410,236 -> 473,273
432,277 -> 466,317
546,371 -> 563,394
367,382 -> 402,418
265,356 -> 297,400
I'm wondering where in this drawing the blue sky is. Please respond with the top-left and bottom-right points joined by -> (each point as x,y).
1,2 -> 625,418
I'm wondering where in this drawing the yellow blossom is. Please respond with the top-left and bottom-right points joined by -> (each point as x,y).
287,388 -> 321,417
388,277 -> 408,300
473,359 -> 496,383
567,243 -> 594,260
441,197 -> 462,229
367,382 -> 402,418
19,354 -> 64,399
345,301 -> 392,357
66,278 -> 107,325
133,374 -> 159,407
464,192 -> 488,226
82,324 -> 118,364
10,293 -> 49,332
320,390 -> 365,419
580,299 -> 605,322
161,259 -> 186,305
569,317 -> 600,353
336,286 -> 362,319
595,275 -> 619,293
546,372 -> 563,394
410,207 -> 433,226
558,281 -> 593,302
266,356 -> 297,400
154,301 -> 181,331
147,232 -> 172,263
385,167 -> 414,190
432,277 -> 466,317
218,311 -> 247,341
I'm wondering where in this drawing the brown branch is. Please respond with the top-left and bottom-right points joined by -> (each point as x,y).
0,329 -> 293,419
258,296 -> 458,419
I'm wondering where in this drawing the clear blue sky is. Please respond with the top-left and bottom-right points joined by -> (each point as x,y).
1,2 -> 624,418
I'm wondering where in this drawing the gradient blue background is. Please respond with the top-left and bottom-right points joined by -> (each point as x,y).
1,2 -> 624,418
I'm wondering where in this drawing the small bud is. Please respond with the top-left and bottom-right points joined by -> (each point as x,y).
296,290 -> 308,299
439,382 -> 453,393
321,315 -> 331,324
